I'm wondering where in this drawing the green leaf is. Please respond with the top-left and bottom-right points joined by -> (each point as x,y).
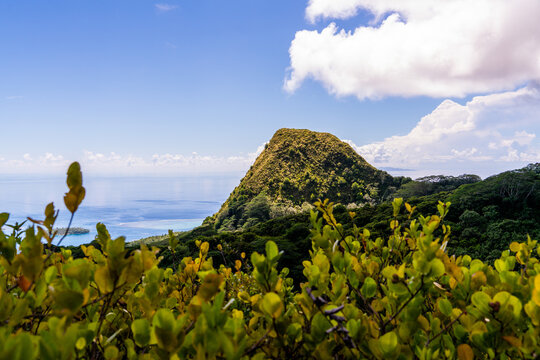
430,258 -> 445,277
64,162 -> 85,213
168,229 -> 178,250
379,331 -> 398,356
44,266 -> 58,284
311,313 -> 330,342
286,323 -> 302,342
75,337 -> 86,351
104,346 -> 119,360
4,332 -> 36,360
94,266 -> 115,294
53,289 -> 84,313
153,309 -> 177,351
392,198 -> 403,217
131,319 -> 151,347
438,298 -> 453,317
0,212 -> 9,227
361,277 -> 377,298
261,292 -> 283,319
198,273 -> 223,301
265,240 -> 278,260
471,292 -> 491,314
96,222 -> 111,249
153,309 -> 175,331
251,252 -> 265,269
493,291 -> 522,318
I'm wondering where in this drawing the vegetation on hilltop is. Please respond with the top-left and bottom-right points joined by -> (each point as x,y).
393,174 -> 481,198
211,128 -> 409,232
2,166 -> 540,359
445,163 -> 540,261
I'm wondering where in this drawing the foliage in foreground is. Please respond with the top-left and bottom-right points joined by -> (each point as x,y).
1,164 -> 540,359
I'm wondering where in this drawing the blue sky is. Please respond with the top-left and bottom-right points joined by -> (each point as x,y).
1,0 -> 539,177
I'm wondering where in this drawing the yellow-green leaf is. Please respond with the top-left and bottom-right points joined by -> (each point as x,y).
379,331 -> 398,356
261,292 -> 283,319
94,266 -> 115,293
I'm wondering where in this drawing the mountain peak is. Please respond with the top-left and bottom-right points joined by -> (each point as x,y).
211,128 -> 403,231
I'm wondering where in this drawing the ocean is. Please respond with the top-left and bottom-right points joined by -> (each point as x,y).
0,175 -> 240,246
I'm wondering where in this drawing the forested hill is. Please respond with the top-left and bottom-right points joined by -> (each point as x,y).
210,128 -> 407,231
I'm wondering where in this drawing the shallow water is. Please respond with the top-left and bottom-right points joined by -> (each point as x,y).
0,175 -> 240,246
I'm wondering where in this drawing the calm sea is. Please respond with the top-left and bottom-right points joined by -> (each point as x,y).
0,175 -> 240,246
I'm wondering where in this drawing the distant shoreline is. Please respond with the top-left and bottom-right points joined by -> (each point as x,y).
55,227 -> 90,235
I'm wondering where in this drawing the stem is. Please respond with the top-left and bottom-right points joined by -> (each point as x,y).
320,206 -> 352,253
219,250 -> 228,267
383,276 -> 424,329
306,287 -> 358,352
349,283 -> 384,328
245,329 -> 271,356
44,212 -> 75,263
55,212 -> 75,248
425,311 -> 465,346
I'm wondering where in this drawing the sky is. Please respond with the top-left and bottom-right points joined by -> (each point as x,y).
1,0 -> 539,178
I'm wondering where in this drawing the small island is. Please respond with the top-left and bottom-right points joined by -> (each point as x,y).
55,227 -> 90,235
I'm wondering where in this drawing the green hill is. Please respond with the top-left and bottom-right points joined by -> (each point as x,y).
210,128 -> 407,231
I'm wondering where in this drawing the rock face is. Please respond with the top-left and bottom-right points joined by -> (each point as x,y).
211,128 -> 403,231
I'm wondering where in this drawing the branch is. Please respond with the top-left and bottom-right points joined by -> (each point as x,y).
245,329 -> 271,356
349,282 -> 384,329
425,311 -> 466,346
320,206 -> 352,253
383,276 -> 424,329
306,287 -> 358,351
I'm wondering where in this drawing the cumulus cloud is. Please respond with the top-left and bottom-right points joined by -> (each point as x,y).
346,85 -> 540,177
0,153 -> 68,173
155,3 -> 178,12
0,144 -> 268,175
79,145 -> 267,174
287,0 -> 540,99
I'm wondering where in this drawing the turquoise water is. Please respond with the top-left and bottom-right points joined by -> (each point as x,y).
0,175 -> 240,246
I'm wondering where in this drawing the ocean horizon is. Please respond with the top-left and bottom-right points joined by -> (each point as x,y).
0,174 -> 241,246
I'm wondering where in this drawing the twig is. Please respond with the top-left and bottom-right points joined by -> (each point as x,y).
245,329 -> 271,355
306,287 -> 358,351
320,206 -> 352,253
349,283 -> 384,328
425,311 -> 466,346
382,276 -> 424,329
44,212 -> 75,263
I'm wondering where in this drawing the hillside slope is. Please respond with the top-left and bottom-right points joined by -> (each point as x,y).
210,128 -> 406,231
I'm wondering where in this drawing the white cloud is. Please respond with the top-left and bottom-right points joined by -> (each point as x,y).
0,143 -> 269,175
155,3 -> 178,12
0,153 -> 68,173
287,0 -> 540,99
347,85 -> 540,177
305,0 -> 367,23
80,146 -> 268,174
0,148 -> 259,175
